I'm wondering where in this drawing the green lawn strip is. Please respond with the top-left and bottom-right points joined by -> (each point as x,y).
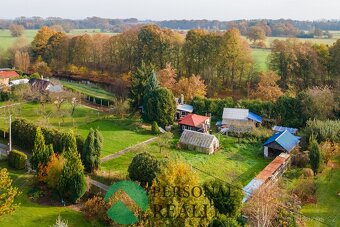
61,80 -> 115,101
100,136 -> 269,186
251,48 -> 270,72
0,161 -> 99,227
301,156 -> 340,227
77,118 -> 153,157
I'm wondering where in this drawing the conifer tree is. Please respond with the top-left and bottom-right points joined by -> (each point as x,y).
82,129 -> 103,172
31,127 -> 46,170
309,138 -> 321,175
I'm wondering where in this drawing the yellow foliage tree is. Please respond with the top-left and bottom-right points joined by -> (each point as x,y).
149,161 -> 215,226
174,74 -> 207,101
250,71 -> 283,101
0,168 -> 21,216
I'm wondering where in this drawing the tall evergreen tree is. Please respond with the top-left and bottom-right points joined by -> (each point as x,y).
30,127 -> 46,170
309,138 -> 321,175
82,129 -> 103,172
62,130 -> 78,156
58,141 -> 87,202
129,62 -> 154,109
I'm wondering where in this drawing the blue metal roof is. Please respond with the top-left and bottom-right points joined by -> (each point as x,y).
248,111 -> 262,123
272,125 -> 298,134
263,130 -> 300,152
242,178 -> 264,203
177,104 -> 194,113
216,120 -> 222,126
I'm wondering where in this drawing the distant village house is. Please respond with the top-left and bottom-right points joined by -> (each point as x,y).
0,69 -> 19,87
178,113 -> 210,134
175,94 -> 194,120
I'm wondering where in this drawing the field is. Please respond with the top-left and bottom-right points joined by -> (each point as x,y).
251,48 -> 270,72
301,156 -> 340,226
101,136 -> 270,186
0,161 -> 100,227
0,29 -> 118,50
61,80 -> 116,102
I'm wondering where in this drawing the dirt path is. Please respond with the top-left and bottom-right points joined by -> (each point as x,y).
89,178 -> 109,191
100,137 -> 158,162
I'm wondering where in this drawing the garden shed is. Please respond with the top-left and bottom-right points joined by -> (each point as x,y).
179,130 -> 219,154
263,130 -> 300,158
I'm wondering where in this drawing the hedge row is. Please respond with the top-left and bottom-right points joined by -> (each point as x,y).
8,150 -> 27,170
12,119 -> 84,153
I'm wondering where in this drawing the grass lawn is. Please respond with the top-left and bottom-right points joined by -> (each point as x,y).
251,48 -> 270,72
0,161 -> 100,227
101,136 -> 269,186
0,102 -> 103,131
301,156 -> 340,227
61,80 -> 116,101
77,118 -> 154,157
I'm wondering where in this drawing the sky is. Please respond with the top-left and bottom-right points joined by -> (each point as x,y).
1,0 -> 340,21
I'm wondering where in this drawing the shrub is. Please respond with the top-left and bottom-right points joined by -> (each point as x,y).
302,168 -> 314,178
304,119 -> 340,144
292,179 -> 317,204
81,195 -> 110,223
8,150 -> 27,170
292,151 -> 309,168
151,121 -> 160,135
46,154 -> 64,189
128,152 -> 161,187
319,140 -> 339,164
309,139 -> 321,175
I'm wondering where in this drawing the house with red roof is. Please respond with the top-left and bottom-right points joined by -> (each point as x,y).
178,113 -> 210,134
0,70 -> 19,87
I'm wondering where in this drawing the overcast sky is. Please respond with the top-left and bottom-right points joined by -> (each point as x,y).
2,0 -> 340,21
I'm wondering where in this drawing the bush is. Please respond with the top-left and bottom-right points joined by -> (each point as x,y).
46,154 -> 64,189
304,119 -> 340,144
292,179 -> 317,204
128,152 -> 161,187
8,150 -> 27,170
81,195 -> 110,224
292,151 -> 309,168
12,119 -> 84,153
302,168 -> 314,178
151,121 -> 160,135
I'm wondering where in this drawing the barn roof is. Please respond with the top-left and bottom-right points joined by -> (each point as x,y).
180,130 -> 217,149
272,125 -> 298,134
222,108 -> 249,121
0,70 -> 19,79
248,111 -> 262,123
263,130 -> 300,153
179,114 -> 209,127
177,104 -> 194,113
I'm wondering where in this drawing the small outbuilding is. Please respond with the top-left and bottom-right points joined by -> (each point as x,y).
179,130 -> 219,154
221,108 -> 262,128
178,114 -> 210,133
263,130 -> 300,158
272,125 -> 298,135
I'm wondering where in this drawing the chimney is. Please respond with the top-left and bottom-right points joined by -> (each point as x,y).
180,94 -> 184,105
